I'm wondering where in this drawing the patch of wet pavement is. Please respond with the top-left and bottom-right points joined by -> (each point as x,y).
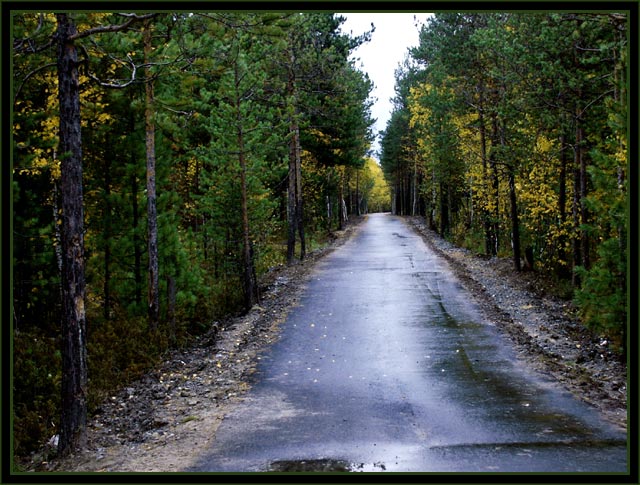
188,214 -> 627,473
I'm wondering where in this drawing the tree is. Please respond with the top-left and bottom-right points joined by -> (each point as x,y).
55,13 -> 88,456
14,11 -> 155,456
194,13 -> 287,310
386,11 -> 628,352
277,14 -> 373,261
143,19 -> 160,331
11,10 -> 378,455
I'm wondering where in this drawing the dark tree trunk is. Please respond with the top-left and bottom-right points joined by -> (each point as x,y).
286,119 -> 297,264
439,181 -> 449,237
508,167 -> 521,272
144,21 -> 160,331
103,155 -> 111,321
338,175 -> 345,230
286,43 -> 305,264
131,171 -> 142,306
572,34 -> 590,281
325,170 -> 333,232
558,134 -> 567,227
577,119 -> 590,271
56,13 -> 88,457
294,123 -> 306,260
489,114 -> 500,256
239,135 -> 256,310
128,99 -> 142,307
572,156 -> 582,286
234,61 -> 257,311
477,85 -> 494,256
557,131 -> 569,278
500,115 -> 521,273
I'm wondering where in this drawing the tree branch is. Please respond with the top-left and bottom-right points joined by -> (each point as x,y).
14,62 -> 57,103
70,13 -> 157,41
86,59 -> 138,89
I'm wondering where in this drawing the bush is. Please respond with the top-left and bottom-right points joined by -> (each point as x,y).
13,331 -> 61,456
574,237 -> 626,353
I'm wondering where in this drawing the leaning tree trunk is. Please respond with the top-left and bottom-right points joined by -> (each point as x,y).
56,13 -> 88,457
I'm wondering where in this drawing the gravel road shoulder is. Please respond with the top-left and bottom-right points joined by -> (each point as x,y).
26,220 -> 365,472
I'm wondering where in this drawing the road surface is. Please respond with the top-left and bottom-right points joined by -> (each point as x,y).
189,213 -> 627,473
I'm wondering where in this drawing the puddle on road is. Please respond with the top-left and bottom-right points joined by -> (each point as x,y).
268,459 -> 387,472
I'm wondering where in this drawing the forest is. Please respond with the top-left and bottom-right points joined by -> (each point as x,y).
10,10 -> 631,462
11,11 -> 386,457
381,14 -> 629,353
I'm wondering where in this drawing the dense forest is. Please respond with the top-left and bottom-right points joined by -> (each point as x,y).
11,11 -> 387,457
381,13 -> 630,353
10,10 -> 632,462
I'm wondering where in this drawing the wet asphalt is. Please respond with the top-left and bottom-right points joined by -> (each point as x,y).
189,213 -> 627,473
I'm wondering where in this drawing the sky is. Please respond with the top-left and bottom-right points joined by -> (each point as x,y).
338,13 -> 433,159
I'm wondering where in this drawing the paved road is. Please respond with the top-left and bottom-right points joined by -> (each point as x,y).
190,213 -> 627,473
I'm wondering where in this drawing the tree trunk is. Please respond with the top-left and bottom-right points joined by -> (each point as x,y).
56,13 -> 88,457
572,156 -> 582,286
508,167 -> 521,272
500,115 -> 521,273
429,167 -> 436,229
286,43 -> 305,264
338,171 -> 346,230
412,153 -> 418,216
489,113 -> 500,256
577,118 -> 590,271
439,181 -> 449,237
286,120 -> 297,264
103,156 -> 111,321
557,131 -> 569,277
477,84 -> 494,256
52,179 -> 63,274
239,134 -> 256,310
235,61 -> 257,311
294,123 -> 306,260
144,21 -> 160,331
128,99 -> 142,307
131,171 -> 142,307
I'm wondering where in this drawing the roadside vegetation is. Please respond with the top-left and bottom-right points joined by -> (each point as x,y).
12,12 -> 379,458
381,13 -> 629,356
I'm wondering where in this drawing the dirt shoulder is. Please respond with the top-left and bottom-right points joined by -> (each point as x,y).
25,214 -> 627,472
26,219 -> 366,473
405,217 -> 627,432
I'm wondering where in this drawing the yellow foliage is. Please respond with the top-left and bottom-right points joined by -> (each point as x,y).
363,158 -> 390,212
408,83 -> 433,130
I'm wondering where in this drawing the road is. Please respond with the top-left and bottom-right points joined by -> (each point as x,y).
189,213 -> 627,473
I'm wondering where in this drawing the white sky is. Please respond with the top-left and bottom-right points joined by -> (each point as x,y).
338,13 -> 433,159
